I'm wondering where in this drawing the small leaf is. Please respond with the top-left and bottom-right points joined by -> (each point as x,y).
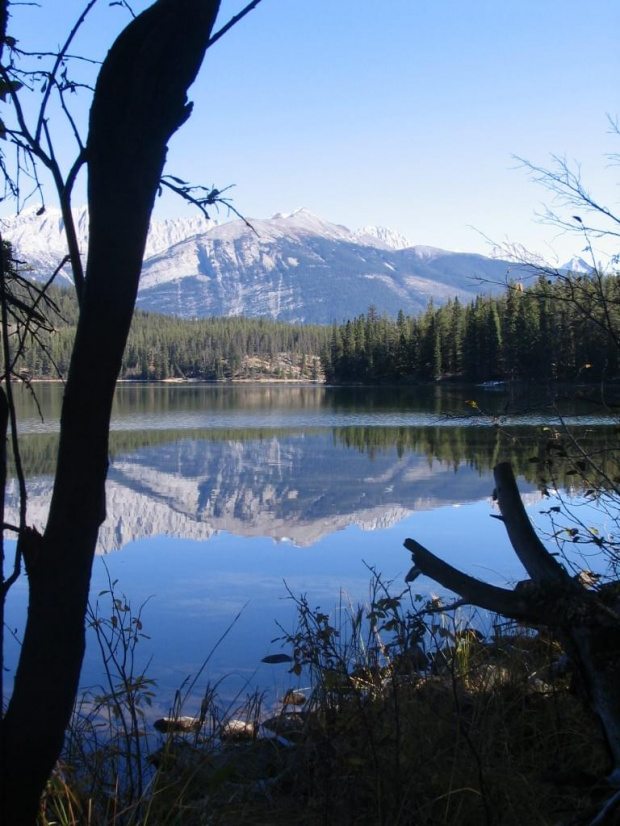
0,78 -> 22,101
261,653 -> 293,664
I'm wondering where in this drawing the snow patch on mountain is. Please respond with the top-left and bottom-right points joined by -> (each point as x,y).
354,225 -> 413,250
410,245 -> 451,260
1,205 -> 216,280
561,256 -> 595,274
1,204 -> 542,324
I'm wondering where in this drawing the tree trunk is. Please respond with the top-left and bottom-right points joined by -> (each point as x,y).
0,2 -> 220,821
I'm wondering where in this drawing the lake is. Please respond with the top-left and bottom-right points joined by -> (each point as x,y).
3,383 -> 617,716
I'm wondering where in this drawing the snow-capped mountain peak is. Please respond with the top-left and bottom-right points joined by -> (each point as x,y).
1,204 -> 538,324
268,207 -> 354,241
561,256 -> 595,274
1,205 -> 217,282
354,225 -> 413,251
271,207 -> 316,220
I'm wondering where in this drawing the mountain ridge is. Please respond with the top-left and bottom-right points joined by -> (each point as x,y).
2,205 -> 539,324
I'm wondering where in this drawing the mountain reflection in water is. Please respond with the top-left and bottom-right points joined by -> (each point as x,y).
4,384 -> 618,706
8,370 -> 620,553
7,424 -> 549,551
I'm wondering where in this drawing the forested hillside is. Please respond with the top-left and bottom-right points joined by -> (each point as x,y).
324,273 -> 620,384
15,272 -> 620,385
16,287 -> 329,381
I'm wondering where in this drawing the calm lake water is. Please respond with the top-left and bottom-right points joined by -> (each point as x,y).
3,383 -> 618,715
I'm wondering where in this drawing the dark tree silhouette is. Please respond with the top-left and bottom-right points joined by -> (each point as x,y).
0,1 -> 243,821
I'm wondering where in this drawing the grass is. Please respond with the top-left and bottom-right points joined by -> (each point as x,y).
38,572 -> 613,826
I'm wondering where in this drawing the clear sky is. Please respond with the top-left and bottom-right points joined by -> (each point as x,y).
4,0 -> 620,262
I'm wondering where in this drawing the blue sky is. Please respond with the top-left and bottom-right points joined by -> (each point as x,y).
4,0 -> 620,261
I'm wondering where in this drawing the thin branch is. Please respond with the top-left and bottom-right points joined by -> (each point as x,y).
516,153 -> 620,235
159,176 -> 257,234
0,65 -> 41,160
207,0 -> 264,49
65,148 -> 86,200
30,256 -> 69,317
56,84 -> 86,152
0,237 -> 26,594
2,522 -> 19,535
108,0 -> 136,20
13,48 -> 101,67
42,120 -> 84,298
34,0 -> 100,145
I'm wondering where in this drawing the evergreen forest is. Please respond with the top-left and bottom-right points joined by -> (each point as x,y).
13,271 -> 620,385
15,287 -> 329,381
323,272 -> 620,384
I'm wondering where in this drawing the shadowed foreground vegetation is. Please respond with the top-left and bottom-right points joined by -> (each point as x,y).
38,574 -> 611,826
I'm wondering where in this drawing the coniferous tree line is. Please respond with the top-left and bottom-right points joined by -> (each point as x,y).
10,271 -> 620,384
323,272 -> 620,384
12,286 -> 330,381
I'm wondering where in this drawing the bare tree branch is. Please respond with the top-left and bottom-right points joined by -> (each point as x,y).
403,537 -> 537,621
34,0 -> 100,145
160,175 -> 257,232
515,153 -> 620,242
208,0 -> 264,48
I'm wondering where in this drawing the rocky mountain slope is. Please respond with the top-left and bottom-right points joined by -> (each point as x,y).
1,205 -> 216,282
2,206 -> 535,324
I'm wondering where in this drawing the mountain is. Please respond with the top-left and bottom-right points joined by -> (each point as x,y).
1,205 -> 535,324
561,256 -> 595,275
1,205 -> 217,285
